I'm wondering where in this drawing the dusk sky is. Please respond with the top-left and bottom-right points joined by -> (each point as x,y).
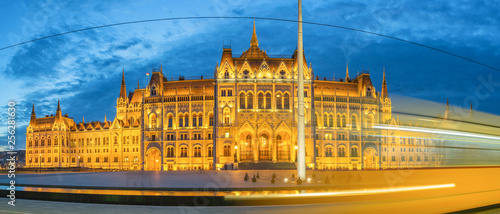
1,0 -> 499,150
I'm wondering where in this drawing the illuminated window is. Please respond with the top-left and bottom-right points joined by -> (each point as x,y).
338,147 -> 346,157
198,113 -> 203,126
247,93 -> 253,109
223,145 -> 231,156
224,70 -> 229,79
276,93 -> 282,109
350,147 -> 358,157
207,146 -> 213,157
258,93 -> 264,109
240,93 -> 246,109
180,147 -> 188,157
194,146 -> 201,157
325,147 -> 333,157
266,93 -> 271,109
168,115 -> 173,127
209,114 -> 214,126
166,147 -> 174,157
150,114 -> 157,128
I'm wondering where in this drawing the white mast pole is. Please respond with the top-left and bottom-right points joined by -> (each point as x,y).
297,0 -> 306,181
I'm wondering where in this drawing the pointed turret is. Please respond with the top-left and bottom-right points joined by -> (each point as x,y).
104,114 -> 107,122
444,99 -> 450,119
381,68 -> 388,98
250,20 -> 259,47
137,77 -> 140,89
30,103 -> 36,125
56,99 -> 62,119
119,69 -> 127,99
345,62 -> 350,82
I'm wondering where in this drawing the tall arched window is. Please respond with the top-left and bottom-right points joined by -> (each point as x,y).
276,135 -> 282,145
338,147 -> 346,157
180,146 -> 188,157
151,85 -> 156,96
150,114 -> 157,128
166,147 -> 174,157
185,115 -> 189,127
192,114 -> 197,127
325,146 -> 333,157
351,115 -> 357,129
223,145 -> 231,156
198,113 -> 203,126
168,115 -> 173,127
341,115 -> 347,127
351,147 -> 359,157
246,135 -> 252,147
240,93 -> 245,109
329,114 -> 334,127
209,113 -> 214,126
258,93 -> 264,109
194,146 -> 201,157
224,70 -> 229,79
276,93 -> 282,109
266,93 -> 272,109
178,114 -> 184,127
284,93 -> 290,109
247,93 -> 253,109
207,146 -> 213,157
223,108 -> 230,124
323,115 -> 328,127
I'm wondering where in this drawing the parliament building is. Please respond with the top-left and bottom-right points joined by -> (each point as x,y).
25,23 -> 445,171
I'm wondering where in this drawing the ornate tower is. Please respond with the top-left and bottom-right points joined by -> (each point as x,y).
116,69 -> 129,121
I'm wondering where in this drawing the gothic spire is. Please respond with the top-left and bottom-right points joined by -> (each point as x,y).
345,62 -> 350,82
119,69 -> 127,99
30,103 -> 36,125
250,20 -> 259,47
381,67 -> 388,98
56,99 -> 62,119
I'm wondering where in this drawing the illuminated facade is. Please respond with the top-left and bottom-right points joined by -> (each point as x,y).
25,23 -> 444,170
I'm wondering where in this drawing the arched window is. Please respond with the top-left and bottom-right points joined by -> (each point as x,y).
338,147 -> 346,157
178,114 -> 184,127
168,115 -> 173,127
246,135 -> 252,147
276,93 -> 282,109
224,70 -> 229,79
151,85 -> 157,96
284,93 -> 290,109
351,115 -> 357,129
276,135 -> 282,145
323,115 -> 328,128
180,146 -> 188,157
337,115 -> 341,127
166,147 -> 175,157
240,93 -> 246,109
325,146 -> 333,157
223,145 -> 231,156
266,93 -> 272,109
198,113 -> 203,126
185,115 -> 189,127
207,146 -> 213,157
247,93 -> 253,109
329,114 -> 334,127
314,113 -> 319,127
223,108 -> 230,124
351,147 -> 359,157
366,87 -> 372,97
258,93 -> 264,109
194,146 -> 201,157
341,115 -> 347,127
192,114 -> 197,127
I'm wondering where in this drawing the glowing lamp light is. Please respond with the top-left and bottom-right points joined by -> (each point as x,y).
284,178 -> 288,182
156,159 -> 158,162
294,145 -> 298,149
307,178 -> 311,183
234,145 -> 238,149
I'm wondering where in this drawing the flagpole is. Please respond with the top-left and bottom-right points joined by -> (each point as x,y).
297,0 -> 306,181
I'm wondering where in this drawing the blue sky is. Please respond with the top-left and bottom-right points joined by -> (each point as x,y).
1,0 -> 499,150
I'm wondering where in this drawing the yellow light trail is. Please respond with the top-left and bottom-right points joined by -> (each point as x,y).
225,183 -> 456,200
